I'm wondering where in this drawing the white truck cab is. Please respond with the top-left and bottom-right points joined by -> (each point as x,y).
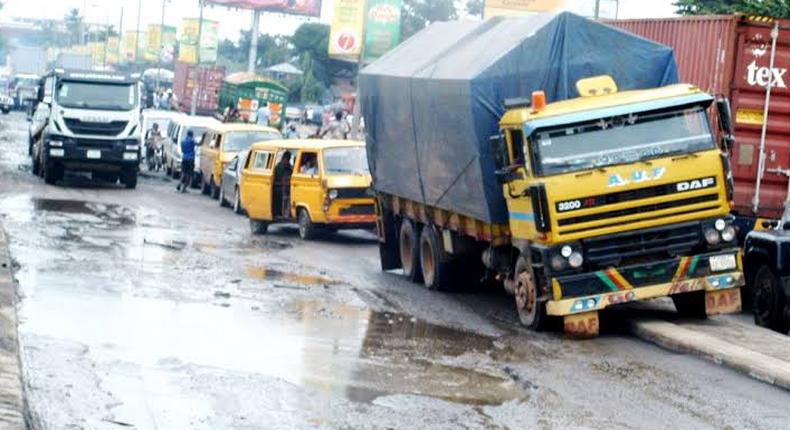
32,69 -> 143,188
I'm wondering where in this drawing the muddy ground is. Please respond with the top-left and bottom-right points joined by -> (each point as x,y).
1,112 -> 789,429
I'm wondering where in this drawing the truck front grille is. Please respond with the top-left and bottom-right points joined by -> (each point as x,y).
583,221 -> 703,266
64,118 -> 128,136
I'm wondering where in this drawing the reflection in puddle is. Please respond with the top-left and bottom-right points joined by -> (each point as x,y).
247,266 -> 339,286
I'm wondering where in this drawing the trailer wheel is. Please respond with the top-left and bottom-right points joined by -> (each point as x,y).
514,254 -> 547,330
419,226 -> 454,291
671,290 -> 707,318
753,265 -> 790,333
399,219 -> 422,282
43,160 -> 63,185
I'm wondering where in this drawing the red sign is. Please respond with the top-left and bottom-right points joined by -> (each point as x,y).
205,0 -> 321,17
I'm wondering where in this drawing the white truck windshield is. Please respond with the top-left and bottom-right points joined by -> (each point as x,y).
533,106 -> 715,176
57,81 -> 138,111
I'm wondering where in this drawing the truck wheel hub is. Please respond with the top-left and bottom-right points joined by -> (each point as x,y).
516,269 -> 536,315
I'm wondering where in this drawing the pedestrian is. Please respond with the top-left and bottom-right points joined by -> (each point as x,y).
285,123 -> 299,139
320,111 -> 350,140
273,151 -> 293,217
256,101 -> 272,126
152,90 -> 161,110
177,130 -> 197,193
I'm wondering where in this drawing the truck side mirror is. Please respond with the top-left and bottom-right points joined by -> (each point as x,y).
495,165 -> 523,184
490,133 -> 508,170
716,98 -> 734,152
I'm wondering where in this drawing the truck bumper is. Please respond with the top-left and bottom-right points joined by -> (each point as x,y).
46,136 -> 140,171
546,250 -> 744,316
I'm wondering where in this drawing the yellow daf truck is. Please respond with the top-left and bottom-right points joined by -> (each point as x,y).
360,14 -> 744,337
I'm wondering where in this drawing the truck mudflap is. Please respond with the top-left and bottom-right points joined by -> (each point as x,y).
546,250 -> 744,318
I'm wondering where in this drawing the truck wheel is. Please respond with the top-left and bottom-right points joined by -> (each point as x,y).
514,254 -> 547,330
298,208 -> 317,240
671,291 -> 707,318
43,161 -> 62,185
210,177 -> 220,200
120,169 -> 138,189
419,226 -> 455,291
233,187 -> 243,214
753,265 -> 790,333
250,219 -> 268,235
31,153 -> 40,175
399,219 -> 423,282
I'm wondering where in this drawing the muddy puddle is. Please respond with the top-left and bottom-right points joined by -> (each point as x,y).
247,266 -> 339,286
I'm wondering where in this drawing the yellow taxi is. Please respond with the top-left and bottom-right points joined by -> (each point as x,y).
197,123 -> 281,198
239,139 -> 375,239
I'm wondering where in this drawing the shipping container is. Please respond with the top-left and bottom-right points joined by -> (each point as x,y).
173,62 -> 225,115
608,15 -> 790,220
9,46 -> 47,75
55,53 -> 93,70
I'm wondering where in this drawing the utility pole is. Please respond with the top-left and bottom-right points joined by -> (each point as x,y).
248,9 -> 260,73
594,0 -> 601,19
156,0 -> 168,91
192,0 -> 205,115
135,0 -> 142,66
119,7 -> 124,63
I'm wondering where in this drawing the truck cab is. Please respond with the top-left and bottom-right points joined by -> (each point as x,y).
32,69 -> 143,188
745,206 -> 790,334
495,77 -> 743,335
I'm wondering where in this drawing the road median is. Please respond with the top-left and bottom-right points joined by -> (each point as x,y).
0,225 -> 26,429
630,315 -> 790,391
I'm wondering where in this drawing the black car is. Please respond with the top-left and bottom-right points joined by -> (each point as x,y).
744,207 -> 790,334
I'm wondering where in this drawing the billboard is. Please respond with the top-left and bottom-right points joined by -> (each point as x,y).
363,0 -> 402,62
107,36 -> 120,65
484,0 -> 618,18
122,31 -> 146,63
146,24 -> 177,63
204,0 -> 321,17
179,18 -> 219,64
328,0 -> 366,59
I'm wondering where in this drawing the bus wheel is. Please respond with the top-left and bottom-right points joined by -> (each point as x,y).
514,254 -> 546,330
399,219 -> 422,282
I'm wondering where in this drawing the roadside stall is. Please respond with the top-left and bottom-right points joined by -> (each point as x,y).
218,72 -> 289,128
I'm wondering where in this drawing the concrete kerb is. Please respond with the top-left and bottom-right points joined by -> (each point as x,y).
0,226 -> 26,429
630,318 -> 790,392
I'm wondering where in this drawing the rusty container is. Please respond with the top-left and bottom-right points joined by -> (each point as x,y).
608,15 -> 790,219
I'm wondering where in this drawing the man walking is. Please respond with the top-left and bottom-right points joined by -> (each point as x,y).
177,130 -> 197,193
256,102 -> 272,126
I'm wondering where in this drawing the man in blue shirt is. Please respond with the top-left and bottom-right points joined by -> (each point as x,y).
177,130 -> 197,193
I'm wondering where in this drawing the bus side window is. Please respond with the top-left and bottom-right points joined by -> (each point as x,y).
507,129 -> 526,167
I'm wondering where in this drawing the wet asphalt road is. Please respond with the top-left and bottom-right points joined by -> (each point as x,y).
1,112 -> 790,429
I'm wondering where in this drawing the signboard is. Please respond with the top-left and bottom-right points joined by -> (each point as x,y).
484,0 -> 564,17
328,0 -> 366,59
122,31 -> 146,63
146,24 -> 177,63
363,0 -> 402,62
204,0 -> 322,17
88,42 -> 105,65
179,18 -> 219,64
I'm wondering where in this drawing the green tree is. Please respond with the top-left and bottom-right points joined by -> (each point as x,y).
64,8 -> 83,45
674,0 -> 790,17
401,0 -> 458,39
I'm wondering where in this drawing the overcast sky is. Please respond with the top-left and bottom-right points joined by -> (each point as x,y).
1,0 -> 678,41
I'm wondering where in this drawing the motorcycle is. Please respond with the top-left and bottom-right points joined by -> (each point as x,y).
146,143 -> 163,172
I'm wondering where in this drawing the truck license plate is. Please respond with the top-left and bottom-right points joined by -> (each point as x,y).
709,255 -> 736,272
86,150 -> 101,159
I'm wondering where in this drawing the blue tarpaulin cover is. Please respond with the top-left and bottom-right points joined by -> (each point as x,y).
359,12 -> 679,224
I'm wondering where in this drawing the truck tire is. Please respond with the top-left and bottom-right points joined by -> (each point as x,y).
298,208 -> 317,240
671,291 -> 708,318
210,177 -> 220,200
753,265 -> 790,333
378,209 -> 401,271
419,226 -> 456,291
120,169 -> 138,189
399,219 -> 423,282
43,161 -> 62,185
514,254 -> 547,330
250,219 -> 268,235
31,153 -> 40,176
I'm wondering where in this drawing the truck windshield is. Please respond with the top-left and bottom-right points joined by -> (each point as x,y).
533,106 -> 715,176
224,131 -> 280,152
56,81 -> 137,111
323,147 -> 369,175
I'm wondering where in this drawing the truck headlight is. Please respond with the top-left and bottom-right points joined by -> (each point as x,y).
714,219 -> 726,231
49,140 -> 63,147
126,144 -> 139,151
568,252 -> 584,269
550,243 -> 583,271
704,228 -> 721,245
721,225 -> 736,242
123,153 -> 138,161
550,255 -> 567,271
328,189 -> 338,200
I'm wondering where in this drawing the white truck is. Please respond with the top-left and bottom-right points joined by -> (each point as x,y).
31,69 -> 143,188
